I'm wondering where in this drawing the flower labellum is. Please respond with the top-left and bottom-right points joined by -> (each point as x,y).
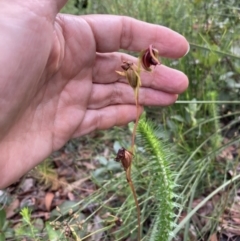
121,61 -> 132,71
140,44 -> 161,71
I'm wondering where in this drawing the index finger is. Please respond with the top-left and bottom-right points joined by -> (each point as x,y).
82,15 -> 189,58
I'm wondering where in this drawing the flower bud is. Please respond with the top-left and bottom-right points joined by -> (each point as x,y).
120,61 -> 140,89
140,44 -> 160,71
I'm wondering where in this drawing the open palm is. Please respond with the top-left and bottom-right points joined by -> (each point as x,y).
0,1 -> 189,188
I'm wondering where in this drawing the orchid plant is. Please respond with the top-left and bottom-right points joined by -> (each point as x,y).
115,44 -> 160,241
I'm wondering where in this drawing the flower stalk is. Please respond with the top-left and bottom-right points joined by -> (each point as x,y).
115,44 -> 161,241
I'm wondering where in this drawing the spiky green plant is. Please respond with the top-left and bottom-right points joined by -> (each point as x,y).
137,116 -> 178,241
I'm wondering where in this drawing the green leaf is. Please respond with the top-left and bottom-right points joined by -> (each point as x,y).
3,227 -> 14,239
98,156 -> 108,166
92,167 -> 107,179
113,141 -> 122,154
50,201 -> 79,218
107,160 -> 121,171
0,210 -> 6,229
33,218 -> 44,231
170,115 -> 185,122
46,222 -> 61,241
0,233 -> 5,241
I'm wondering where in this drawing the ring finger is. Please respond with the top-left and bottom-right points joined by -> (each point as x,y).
88,82 -> 178,109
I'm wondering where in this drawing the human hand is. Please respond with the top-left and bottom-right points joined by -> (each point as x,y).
0,1 -> 189,188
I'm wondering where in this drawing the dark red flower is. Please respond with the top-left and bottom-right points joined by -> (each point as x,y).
140,44 -> 160,71
115,148 -> 133,171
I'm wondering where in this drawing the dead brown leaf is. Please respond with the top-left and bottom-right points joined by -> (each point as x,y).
210,233 -> 218,241
82,162 -> 96,170
45,192 -> 54,211
67,192 -> 75,201
232,217 -> 240,224
5,198 -> 20,218
57,166 -> 74,177
92,215 -> 104,241
20,178 -> 35,193
65,176 -> 90,192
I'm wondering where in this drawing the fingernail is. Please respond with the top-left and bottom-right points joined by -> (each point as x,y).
184,43 -> 190,56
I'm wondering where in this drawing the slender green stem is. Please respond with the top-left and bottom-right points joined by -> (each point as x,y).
176,100 -> 240,104
190,43 -> 240,59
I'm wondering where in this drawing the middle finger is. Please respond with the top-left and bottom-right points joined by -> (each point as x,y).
92,52 -> 188,94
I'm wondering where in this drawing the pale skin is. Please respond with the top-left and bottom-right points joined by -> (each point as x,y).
0,0 -> 189,189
